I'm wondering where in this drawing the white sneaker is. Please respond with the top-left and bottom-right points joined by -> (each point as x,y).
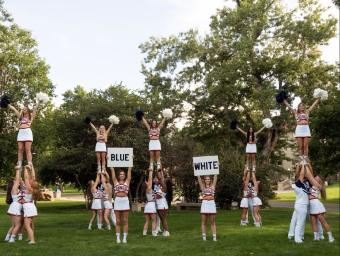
319,235 -> 325,240
28,241 -> 36,245
18,234 -> 23,241
152,231 -> 158,237
122,239 -> 127,244
143,230 -> 147,236
295,239 -> 303,244
116,239 -> 121,244
329,237 -> 335,243
288,235 -> 294,240
8,238 -> 15,243
213,237 -> 217,242
162,231 -> 170,237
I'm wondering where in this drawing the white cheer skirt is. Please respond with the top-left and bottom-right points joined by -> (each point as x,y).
294,125 -> 311,138
114,196 -> 130,211
309,199 -> 326,215
103,200 -> 113,209
95,142 -> 107,153
23,202 -> 38,217
240,198 -> 249,208
200,200 -> 217,214
91,198 -> 103,210
252,197 -> 262,206
246,143 -> 257,154
156,197 -> 168,210
149,140 -> 161,151
17,128 -> 33,142
144,201 -> 157,214
7,202 -> 23,216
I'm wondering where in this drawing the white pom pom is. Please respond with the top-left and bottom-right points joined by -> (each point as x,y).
162,108 -> 173,119
108,115 -> 120,124
36,92 -> 49,104
313,88 -> 328,101
262,118 -> 273,128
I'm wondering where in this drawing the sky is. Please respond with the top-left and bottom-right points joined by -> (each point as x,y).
3,0 -> 339,106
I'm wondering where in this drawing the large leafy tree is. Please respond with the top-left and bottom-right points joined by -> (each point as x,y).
0,0 -> 53,181
139,0 -> 338,202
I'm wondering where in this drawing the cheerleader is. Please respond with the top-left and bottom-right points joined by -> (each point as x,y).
240,167 -> 251,226
101,171 -> 114,230
5,167 -> 23,243
309,175 -> 335,242
111,166 -> 132,244
7,103 -> 39,169
197,174 -> 217,241
143,169 -> 157,236
88,120 -> 114,172
235,125 -> 266,172
283,97 -> 321,160
23,165 -> 39,244
154,168 -> 170,236
251,172 -> 262,227
88,174 -> 103,230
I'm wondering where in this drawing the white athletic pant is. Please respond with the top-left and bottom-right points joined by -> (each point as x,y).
289,210 -> 324,237
294,204 -> 308,242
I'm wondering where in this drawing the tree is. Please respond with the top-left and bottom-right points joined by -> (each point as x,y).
0,1 -> 53,181
139,0 -> 338,202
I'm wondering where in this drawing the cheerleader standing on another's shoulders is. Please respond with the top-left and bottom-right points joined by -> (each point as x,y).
7,103 -> 39,169
23,165 -> 39,245
154,168 -> 170,236
283,97 -> 320,161
111,166 -> 132,244
88,174 -> 103,230
236,125 -> 266,172
143,169 -> 158,236
88,120 -> 113,173
197,174 -> 218,241
101,171 -> 113,231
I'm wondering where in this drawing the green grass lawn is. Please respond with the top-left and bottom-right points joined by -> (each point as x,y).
0,201 -> 339,256
275,183 -> 340,203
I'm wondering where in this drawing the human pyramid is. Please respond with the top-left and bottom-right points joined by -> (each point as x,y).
1,87 -> 335,245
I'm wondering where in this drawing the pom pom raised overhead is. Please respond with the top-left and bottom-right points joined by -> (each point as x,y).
108,115 -> 120,124
84,116 -> 91,124
162,108 -> 173,119
0,95 -> 11,108
275,91 -> 288,104
135,110 -> 144,121
262,118 -> 273,128
36,92 -> 49,104
313,88 -> 328,101
230,119 -> 238,130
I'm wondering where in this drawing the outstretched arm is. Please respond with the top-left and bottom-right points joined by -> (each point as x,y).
283,99 -> 295,115
236,126 -> 247,136
308,98 -> 320,114
212,175 -> 218,188
92,173 -> 100,192
243,171 -> 250,190
304,165 -> 322,189
126,167 -> 132,185
110,167 -> 117,184
30,165 -> 36,181
8,104 -> 21,118
24,166 -> 31,190
106,123 -> 114,134
158,118 -> 166,130
197,176 -> 204,191
252,172 -> 259,191
147,169 -> 153,190
142,117 -> 150,130
89,122 -> 98,133
255,126 -> 266,136
30,104 -> 39,123
12,166 -> 21,193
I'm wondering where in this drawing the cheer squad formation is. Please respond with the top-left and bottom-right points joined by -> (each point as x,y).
0,87 -> 335,245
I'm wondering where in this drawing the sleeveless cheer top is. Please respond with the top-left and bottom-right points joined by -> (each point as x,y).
114,182 -> 129,196
202,186 -> 215,200
149,128 -> 160,140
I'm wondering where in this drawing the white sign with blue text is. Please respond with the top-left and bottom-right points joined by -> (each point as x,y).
107,148 -> 133,167
193,155 -> 219,176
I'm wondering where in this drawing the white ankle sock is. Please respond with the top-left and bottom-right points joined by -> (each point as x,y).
202,233 -> 206,241
116,233 -> 120,240
18,234 -> 23,240
97,223 -> 102,229
5,233 -> 11,241
143,229 -> 147,235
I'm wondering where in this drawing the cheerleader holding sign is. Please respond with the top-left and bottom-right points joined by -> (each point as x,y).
277,88 -> 328,160
1,93 -> 49,169
136,109 -> 173,170
85,115 -> 119,172
231,118 -> 273,171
